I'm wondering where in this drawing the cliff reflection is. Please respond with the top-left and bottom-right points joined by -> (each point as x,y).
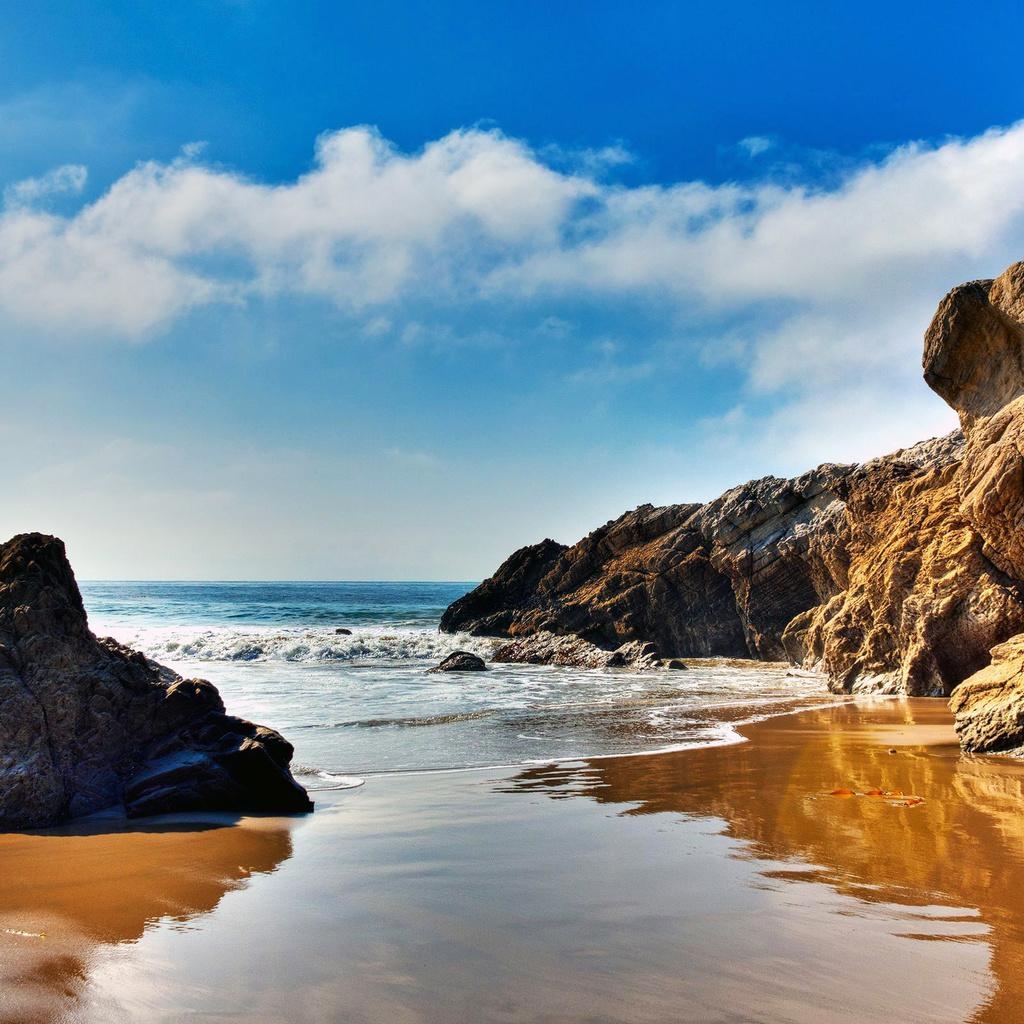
504,700 -> 1024,1024
0,816 -> 295,1024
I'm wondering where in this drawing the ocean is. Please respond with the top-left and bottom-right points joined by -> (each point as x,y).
80,581 -> 843,786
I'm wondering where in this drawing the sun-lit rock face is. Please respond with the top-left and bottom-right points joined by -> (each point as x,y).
918,261 -> 1024,747
949,634 -> 1024,752
442,470 -> 856,661
925,261 -> 1024,581
0,532 -> 312,828
798,434 -> 1024,696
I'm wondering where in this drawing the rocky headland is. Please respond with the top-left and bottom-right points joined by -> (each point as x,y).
442,260 -> 1024,754
0,532 -> 312,828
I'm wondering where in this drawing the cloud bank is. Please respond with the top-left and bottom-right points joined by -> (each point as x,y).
6,121 -> 1024,465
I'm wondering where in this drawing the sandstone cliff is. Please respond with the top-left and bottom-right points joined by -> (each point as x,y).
921,262 -> 1024,749
0,533 -> 312,828
443,260 -> 1024,725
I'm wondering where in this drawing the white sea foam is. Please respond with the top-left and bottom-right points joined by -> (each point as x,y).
92,623 -> 501,664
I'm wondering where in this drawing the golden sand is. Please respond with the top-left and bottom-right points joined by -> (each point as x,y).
2,699 -> 1022,1023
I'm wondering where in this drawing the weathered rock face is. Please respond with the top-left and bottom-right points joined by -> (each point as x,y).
925,262 -> 1024,582
443,470 -> 857,662
442,433 -> 1000,694
799,434 -> 1024,695
0,533 -> 312,828
921,261 -> 1024,742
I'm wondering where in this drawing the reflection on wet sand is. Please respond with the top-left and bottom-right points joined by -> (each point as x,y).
4,700 -> 1021,1024
0,816 -> 294,1024
504,699 -> 1024,1024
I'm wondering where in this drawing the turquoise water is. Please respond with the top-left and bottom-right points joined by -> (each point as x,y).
79,581 -> 842,780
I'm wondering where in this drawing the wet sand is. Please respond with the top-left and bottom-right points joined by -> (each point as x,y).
2,698 -> 1023,1023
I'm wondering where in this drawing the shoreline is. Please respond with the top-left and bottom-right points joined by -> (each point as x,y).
4,697 -> 1022,1023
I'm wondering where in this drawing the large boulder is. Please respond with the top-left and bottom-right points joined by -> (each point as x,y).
949,634 -> 1024,753
0,533 -> 312,828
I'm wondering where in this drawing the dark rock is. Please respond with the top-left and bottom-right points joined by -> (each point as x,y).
663,659 -> 688,670
429,650 -> 487,673
334,628 -> 352,635
0,533 -> 312,829
440,467 -> 858,661
439,539 -> 567,636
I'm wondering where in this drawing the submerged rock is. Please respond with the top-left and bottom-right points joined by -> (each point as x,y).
0,533 -> 312,829
429,650 -> 487,672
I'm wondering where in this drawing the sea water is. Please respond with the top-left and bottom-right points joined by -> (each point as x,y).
80,581 -> 843,784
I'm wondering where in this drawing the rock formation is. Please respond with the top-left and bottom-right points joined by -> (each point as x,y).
443,470 -> 856,662
920,262 -> 1024,748
0,532 -> 312,828
492,631 -> 663,670
443,260 -> 1024,725
949,635 -> 1024,752
429,650 -> 488,672
443,431 -> 1019,695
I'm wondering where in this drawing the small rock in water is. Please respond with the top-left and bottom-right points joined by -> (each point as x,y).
335,627 -> 353,635
429,651 -> 487,673
662,658 -> 688,670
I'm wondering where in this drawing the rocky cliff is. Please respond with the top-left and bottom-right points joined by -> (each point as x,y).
0,533 -> 312,828
443,260 -> 1024,745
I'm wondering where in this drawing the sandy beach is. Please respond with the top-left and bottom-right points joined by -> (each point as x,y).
2,698 -> 1021,1024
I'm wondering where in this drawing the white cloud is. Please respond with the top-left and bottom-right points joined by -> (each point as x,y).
3,163 -> 87,206
738,135 -> 774,158
3,120 -> 1024,461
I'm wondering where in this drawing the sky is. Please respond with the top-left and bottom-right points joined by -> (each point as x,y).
3,1 -> 1024,579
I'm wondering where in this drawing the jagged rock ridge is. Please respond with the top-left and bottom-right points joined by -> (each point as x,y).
443,431 -> 1016,696
0,533 -> 312,828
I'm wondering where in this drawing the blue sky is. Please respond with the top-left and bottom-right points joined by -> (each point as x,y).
2,1 -> 1024,579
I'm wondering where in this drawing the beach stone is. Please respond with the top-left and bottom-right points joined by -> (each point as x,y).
334,628 -> 352,635
429,650 -> 487,673
0,532 -> 313,829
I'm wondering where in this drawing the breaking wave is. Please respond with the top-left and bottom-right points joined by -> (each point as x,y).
94,624 -> 500,664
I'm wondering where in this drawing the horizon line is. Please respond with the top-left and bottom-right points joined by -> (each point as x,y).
77,578 -> 483,585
